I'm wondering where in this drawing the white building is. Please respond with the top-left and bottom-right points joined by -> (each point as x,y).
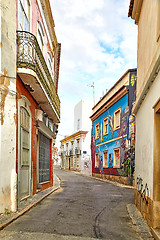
60,100 -> 92,176
129,0 -> 160,231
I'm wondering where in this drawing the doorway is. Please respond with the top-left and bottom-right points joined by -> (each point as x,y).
19,106 -> 31,200
69,158 -> 71,170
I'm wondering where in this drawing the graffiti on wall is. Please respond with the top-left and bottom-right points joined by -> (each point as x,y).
109,153 -> 112,167
115,106 -> 135,179
97,146 -> 103,174
129,72 -> 137,115
91,124 -> 96,172
129,115 -> 135,147
136,177 -> 149,204
118,106 -> 129,137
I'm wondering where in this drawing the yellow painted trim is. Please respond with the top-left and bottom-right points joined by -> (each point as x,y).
60,130 -> 88,143
103,116 -> 108,136
103,150 -> 108,168
113,147 -> 120,168
96,135 -> 127,147
95,123 -> 99,139
114,107 -> 121,130
95,152 -> 99,168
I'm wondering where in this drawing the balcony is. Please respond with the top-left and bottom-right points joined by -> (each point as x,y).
17,31 -> 60,123
75,147 -> 81,155
69,149 -> 74,156
66,150 -> 70,157
61,151 -> 66,157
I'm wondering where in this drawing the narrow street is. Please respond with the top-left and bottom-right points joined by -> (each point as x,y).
0,167 -> 141,240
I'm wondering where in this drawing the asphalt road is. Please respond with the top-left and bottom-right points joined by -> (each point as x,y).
0,167 -> 141,240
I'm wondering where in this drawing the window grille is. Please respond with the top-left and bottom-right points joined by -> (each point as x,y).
39,132 -> 50,183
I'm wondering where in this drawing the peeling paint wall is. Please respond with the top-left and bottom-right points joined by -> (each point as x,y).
0,0 -> 17,212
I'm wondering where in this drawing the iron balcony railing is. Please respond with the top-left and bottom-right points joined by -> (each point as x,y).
75,147 -> 81,155
69,149 -> 73,156
17,31 -> 60,119
61,151 -> 66,157
66,150 -> 70,156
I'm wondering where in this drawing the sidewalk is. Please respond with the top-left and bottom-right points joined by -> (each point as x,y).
0,174 -> 61,231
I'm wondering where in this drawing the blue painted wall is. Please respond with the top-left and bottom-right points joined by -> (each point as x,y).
92,93 -> 128,175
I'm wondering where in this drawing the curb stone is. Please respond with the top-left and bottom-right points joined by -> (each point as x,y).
72,170 -> 134,189
127,204 -> 154,240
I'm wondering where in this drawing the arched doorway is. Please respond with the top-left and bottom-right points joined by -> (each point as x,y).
19,105 -> 31,200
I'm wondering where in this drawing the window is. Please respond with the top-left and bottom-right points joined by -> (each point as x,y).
71,157 -> 73,168
95,153 -> 99,168
48,52 -> 54,80
103,117 -> 108,135
39,132 -> 50,183
19,0 -> 30,31
37,21 -> 44,52
77,155 -> 79,167
66,143 -> 68,155
113,148 -> 120,168
103,151 -> 108,168
70,141 -> 74,155
114,108 -> 121,130
20,107 -> 30,165
95,123 -> 99,139
71,141 -> 74,152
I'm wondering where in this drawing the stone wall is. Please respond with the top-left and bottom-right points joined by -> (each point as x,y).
93,173 -> 129,185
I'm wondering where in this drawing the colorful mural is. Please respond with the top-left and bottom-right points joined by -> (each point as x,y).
91,69 -> 137,186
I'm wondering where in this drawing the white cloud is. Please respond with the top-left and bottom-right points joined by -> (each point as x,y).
50,0 -> 137,148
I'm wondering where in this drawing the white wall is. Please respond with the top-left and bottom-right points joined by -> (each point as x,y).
0,0 -> 17,212
135,71 -> 160,199
74,100 -> 83,132
74,99 -> 92,175
74,99 -> 93,132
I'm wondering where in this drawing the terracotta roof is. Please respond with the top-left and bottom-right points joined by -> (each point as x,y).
128,0 -> 134,17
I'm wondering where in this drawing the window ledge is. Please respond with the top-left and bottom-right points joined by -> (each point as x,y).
39,180 -> 50,185
114,127 -> 120,131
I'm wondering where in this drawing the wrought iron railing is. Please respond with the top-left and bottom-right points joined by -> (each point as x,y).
61,151 -> 66,157
75,147 -> 81,155
16,31 -> 60,119
69,149 -> 73,155
65,150 -> 69,156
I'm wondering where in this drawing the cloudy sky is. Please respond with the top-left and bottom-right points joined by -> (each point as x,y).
50,0 -> 137,148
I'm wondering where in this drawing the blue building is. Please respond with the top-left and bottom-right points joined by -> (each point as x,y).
90,69 -> 136,185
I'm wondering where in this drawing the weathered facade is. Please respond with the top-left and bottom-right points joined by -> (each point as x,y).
0,0 -> 17,213
0,0 -> 61,213
61,100 -> 92,176
129,0 -> 160,230
90,69 -> 136,185
53,146 -> 60,166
